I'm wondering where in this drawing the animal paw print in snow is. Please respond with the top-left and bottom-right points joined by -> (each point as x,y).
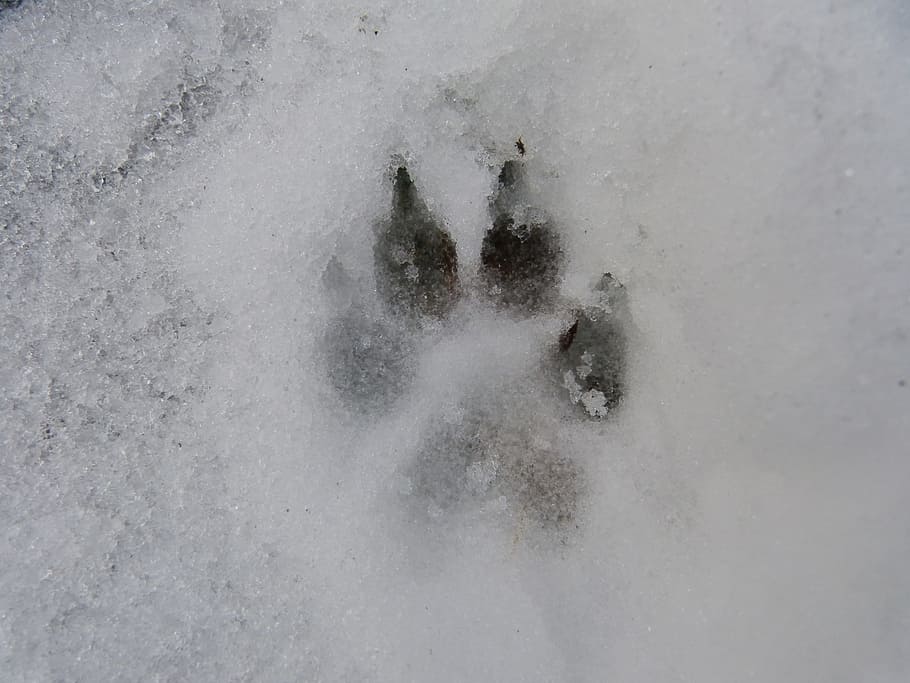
323,156 -> 631,528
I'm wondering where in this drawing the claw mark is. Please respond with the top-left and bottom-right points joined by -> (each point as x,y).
558,319 -> 578,351
374,167 -> 459,319
481,160 -> 562,312
557,273 -> 629,418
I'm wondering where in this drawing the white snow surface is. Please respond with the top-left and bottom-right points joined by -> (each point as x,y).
2,1 -> 909,681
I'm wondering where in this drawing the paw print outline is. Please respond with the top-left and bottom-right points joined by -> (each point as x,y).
323,154 -> 631,531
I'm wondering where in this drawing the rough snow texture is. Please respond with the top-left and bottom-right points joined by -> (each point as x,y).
2,1 -> 909,681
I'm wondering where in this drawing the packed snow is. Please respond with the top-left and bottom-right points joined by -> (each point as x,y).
2,1 -> 908,681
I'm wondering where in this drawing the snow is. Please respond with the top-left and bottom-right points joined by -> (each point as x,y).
2,0 -> 909,681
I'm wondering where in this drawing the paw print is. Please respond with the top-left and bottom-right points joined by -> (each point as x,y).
323,155 -> 630,532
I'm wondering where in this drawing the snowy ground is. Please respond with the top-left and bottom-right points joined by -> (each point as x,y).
2,1 -> 909,681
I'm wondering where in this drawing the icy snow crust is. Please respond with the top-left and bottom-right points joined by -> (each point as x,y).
2,1 -> 909,681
